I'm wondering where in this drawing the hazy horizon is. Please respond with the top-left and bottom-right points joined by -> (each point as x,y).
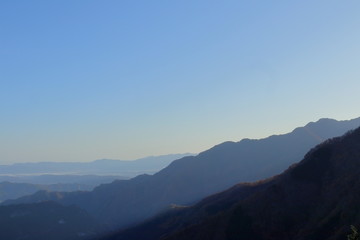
1,1 -> 360,164
0,152 -> 195,165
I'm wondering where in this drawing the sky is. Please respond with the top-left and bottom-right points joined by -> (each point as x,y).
1,1 -> 360,164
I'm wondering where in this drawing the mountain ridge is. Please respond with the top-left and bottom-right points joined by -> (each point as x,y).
0,181 -> 94,203
4,117 -> 360,230
103,126 -> 360,240
0,153 -> 193,177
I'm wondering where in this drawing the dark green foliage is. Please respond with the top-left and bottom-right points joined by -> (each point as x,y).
348,225 -> 360,240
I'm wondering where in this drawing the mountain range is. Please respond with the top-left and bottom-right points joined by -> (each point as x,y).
0,181 -> 94,203
0,154 -> 191,202
102,125 -> 360,240
4,117 -> 360,231
0,153 -> 192,178
0,174 -> 126,186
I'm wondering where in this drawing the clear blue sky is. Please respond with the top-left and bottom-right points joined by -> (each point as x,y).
1,1 -> 360,163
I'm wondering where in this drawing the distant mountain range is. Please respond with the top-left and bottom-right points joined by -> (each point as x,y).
0,174 -> 126,185
0,181 -> 95,203
0,153 -> 193,178
103,125 -> 360,240
0,154 -> 192,204
5,117 -> 360,232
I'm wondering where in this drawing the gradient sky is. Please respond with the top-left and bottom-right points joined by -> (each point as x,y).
1,1 -> 360,164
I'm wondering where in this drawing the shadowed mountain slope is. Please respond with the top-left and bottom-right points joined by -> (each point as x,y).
4,118 -> 360,230
102,126 -> 360,240
0,201 -> 100,240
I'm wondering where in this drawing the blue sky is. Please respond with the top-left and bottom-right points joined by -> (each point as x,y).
1,1 -> 360,163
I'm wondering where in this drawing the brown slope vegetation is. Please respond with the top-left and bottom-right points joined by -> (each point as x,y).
102,127 -> 360,240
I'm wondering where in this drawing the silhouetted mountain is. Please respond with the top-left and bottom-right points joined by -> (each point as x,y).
0,153 -> 192,177
0,201 -> 100,240
4,118 -> 360,230
0,181 -> 93,203
102,126 -> 360,240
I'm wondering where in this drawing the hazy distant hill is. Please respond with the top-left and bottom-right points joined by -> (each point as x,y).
0,201 -> 100,240
0,174 -> 126,185
4,117 -> 360,230
0,154 -> 191,203
0,181 -> 93,203
0,153 -> 193,177
104,126 -> 360,240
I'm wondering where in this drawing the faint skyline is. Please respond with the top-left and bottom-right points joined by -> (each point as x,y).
1,1 -> 360,163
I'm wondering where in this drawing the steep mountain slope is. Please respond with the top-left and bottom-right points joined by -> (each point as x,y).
0,201 -> 100,240
104,126 -> 360,240
4,118 -> 360,230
